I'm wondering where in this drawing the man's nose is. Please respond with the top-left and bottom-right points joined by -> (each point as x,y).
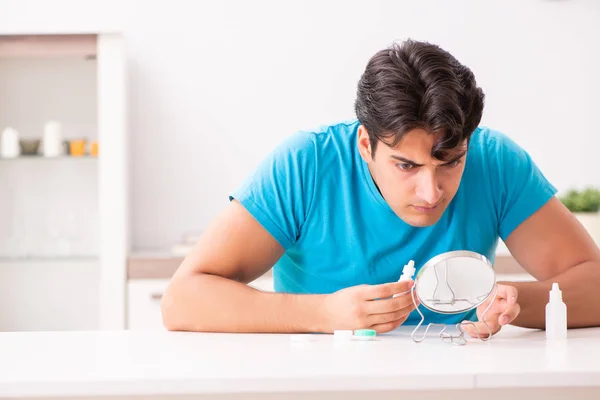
415,172 -> 443,205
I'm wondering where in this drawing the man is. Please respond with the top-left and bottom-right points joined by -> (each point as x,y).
161,39 -> 600,336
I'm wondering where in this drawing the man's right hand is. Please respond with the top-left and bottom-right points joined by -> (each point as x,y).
319,280 -> 418,333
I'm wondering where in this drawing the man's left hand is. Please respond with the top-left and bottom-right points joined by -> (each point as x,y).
462,284 -> 520,338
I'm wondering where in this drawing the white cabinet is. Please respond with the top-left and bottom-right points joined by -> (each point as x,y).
0,32 -> 128,331
126,279 -> 168,330
126,276 -> 274,330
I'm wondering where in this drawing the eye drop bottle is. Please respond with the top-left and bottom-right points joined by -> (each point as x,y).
393,260 -> 416,298
399,260 -> 415,282
545,282 -> 567,340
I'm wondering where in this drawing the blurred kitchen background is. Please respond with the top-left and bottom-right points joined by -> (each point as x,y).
1,0 -> 599,332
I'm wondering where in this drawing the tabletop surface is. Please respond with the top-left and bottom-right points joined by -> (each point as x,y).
1,325 -> 599,397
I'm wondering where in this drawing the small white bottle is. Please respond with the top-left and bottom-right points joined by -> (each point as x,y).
545,282 -> 567,340
394,260 -> 415,297
399,260 -> 415,282
43,121 -> 63,157
1,127 -> 20,158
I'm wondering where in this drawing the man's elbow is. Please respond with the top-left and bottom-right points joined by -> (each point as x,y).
160,286 -> 186,331
160,278 -> 207,332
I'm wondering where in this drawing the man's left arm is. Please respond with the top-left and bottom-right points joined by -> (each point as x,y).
501,196 -> 600,329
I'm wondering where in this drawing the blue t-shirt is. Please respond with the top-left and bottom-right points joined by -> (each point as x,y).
230,119 -> 556,326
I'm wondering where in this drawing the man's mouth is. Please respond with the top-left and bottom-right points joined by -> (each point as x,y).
412,203 -> 441,214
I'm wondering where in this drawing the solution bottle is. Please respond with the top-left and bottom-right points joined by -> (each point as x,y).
393,260 -> 416,298
399,260 -> 415,282
545,282 -> 567,339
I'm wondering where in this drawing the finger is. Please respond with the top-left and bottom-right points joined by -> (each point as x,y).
499,302 -> 521,326
367,303 -> 415,326
461,320 -> 500,339
477,297 -> 506,320
498,284 -> 518,304
370,316 -> 408,334
361,280 -> 414,300
478,290 -> 519,326
365,291 -> 416,314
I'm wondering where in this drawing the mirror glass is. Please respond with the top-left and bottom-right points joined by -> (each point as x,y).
414,250 -> 496,314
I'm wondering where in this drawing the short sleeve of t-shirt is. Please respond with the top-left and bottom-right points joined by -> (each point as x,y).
229,131 -> 318,250
483,129 -> 557,240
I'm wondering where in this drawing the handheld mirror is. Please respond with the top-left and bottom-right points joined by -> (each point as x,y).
410,250 -> 498,345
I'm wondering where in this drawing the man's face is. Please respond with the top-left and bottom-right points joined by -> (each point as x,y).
358,125 -> 467,227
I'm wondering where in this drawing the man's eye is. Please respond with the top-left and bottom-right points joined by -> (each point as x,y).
397,163 -> 415,171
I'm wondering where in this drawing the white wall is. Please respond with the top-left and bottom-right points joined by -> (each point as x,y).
2,0 -> 600,252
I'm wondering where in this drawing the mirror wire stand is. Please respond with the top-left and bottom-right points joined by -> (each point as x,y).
410,284 -> 499,346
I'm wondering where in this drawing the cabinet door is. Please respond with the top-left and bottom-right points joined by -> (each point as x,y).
0,259 -> 100,331
126,279 -> 169,330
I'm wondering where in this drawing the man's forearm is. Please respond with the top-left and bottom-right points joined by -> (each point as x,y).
499,260 -> 600,329
161,273 -> 326,333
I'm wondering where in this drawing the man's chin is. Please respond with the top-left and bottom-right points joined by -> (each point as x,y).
394,209 -> 444,227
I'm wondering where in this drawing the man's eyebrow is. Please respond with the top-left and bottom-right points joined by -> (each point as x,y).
441,151 -> 467,164
389,151 -> 467,165
389,155 -> 424,166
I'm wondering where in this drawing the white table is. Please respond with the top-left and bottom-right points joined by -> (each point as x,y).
1,325 -> 599,400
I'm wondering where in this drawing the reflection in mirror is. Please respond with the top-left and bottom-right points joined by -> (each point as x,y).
410,251 -> 498,346
415,251 -> 496,314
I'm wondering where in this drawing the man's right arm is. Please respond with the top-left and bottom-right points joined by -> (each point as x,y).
161,200 -> 417,333
161,199 -> 326,333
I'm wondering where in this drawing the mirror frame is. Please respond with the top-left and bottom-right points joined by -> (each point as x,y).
414,250 -> 495,315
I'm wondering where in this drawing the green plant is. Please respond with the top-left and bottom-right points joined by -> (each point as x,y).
559,188 -> 600,213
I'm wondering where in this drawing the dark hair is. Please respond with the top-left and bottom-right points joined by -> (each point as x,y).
354,39 -> 485,160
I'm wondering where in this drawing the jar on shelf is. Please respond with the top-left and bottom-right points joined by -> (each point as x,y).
90,140 -> 98,157
1,127 -> 21,158
69,139 -> 87,157
43,121 -> 63,157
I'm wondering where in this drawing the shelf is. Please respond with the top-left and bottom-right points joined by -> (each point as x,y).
0,155 -> 97,161
0,256 -> 99,263
0,34 -> 97,59
128,253 -> 184,279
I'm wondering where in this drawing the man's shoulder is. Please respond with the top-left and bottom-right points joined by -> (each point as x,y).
277,119 -> 359,161
264,119 -> 360,175
295,119 -> 360,144
470,126 -> 533,168
470,126 -> 513,149
462,126 -> 524,193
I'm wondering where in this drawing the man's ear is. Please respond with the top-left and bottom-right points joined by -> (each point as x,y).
357,125 -> 374,162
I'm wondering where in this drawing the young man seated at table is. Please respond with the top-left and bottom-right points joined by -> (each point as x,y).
161,39 -> 600,336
